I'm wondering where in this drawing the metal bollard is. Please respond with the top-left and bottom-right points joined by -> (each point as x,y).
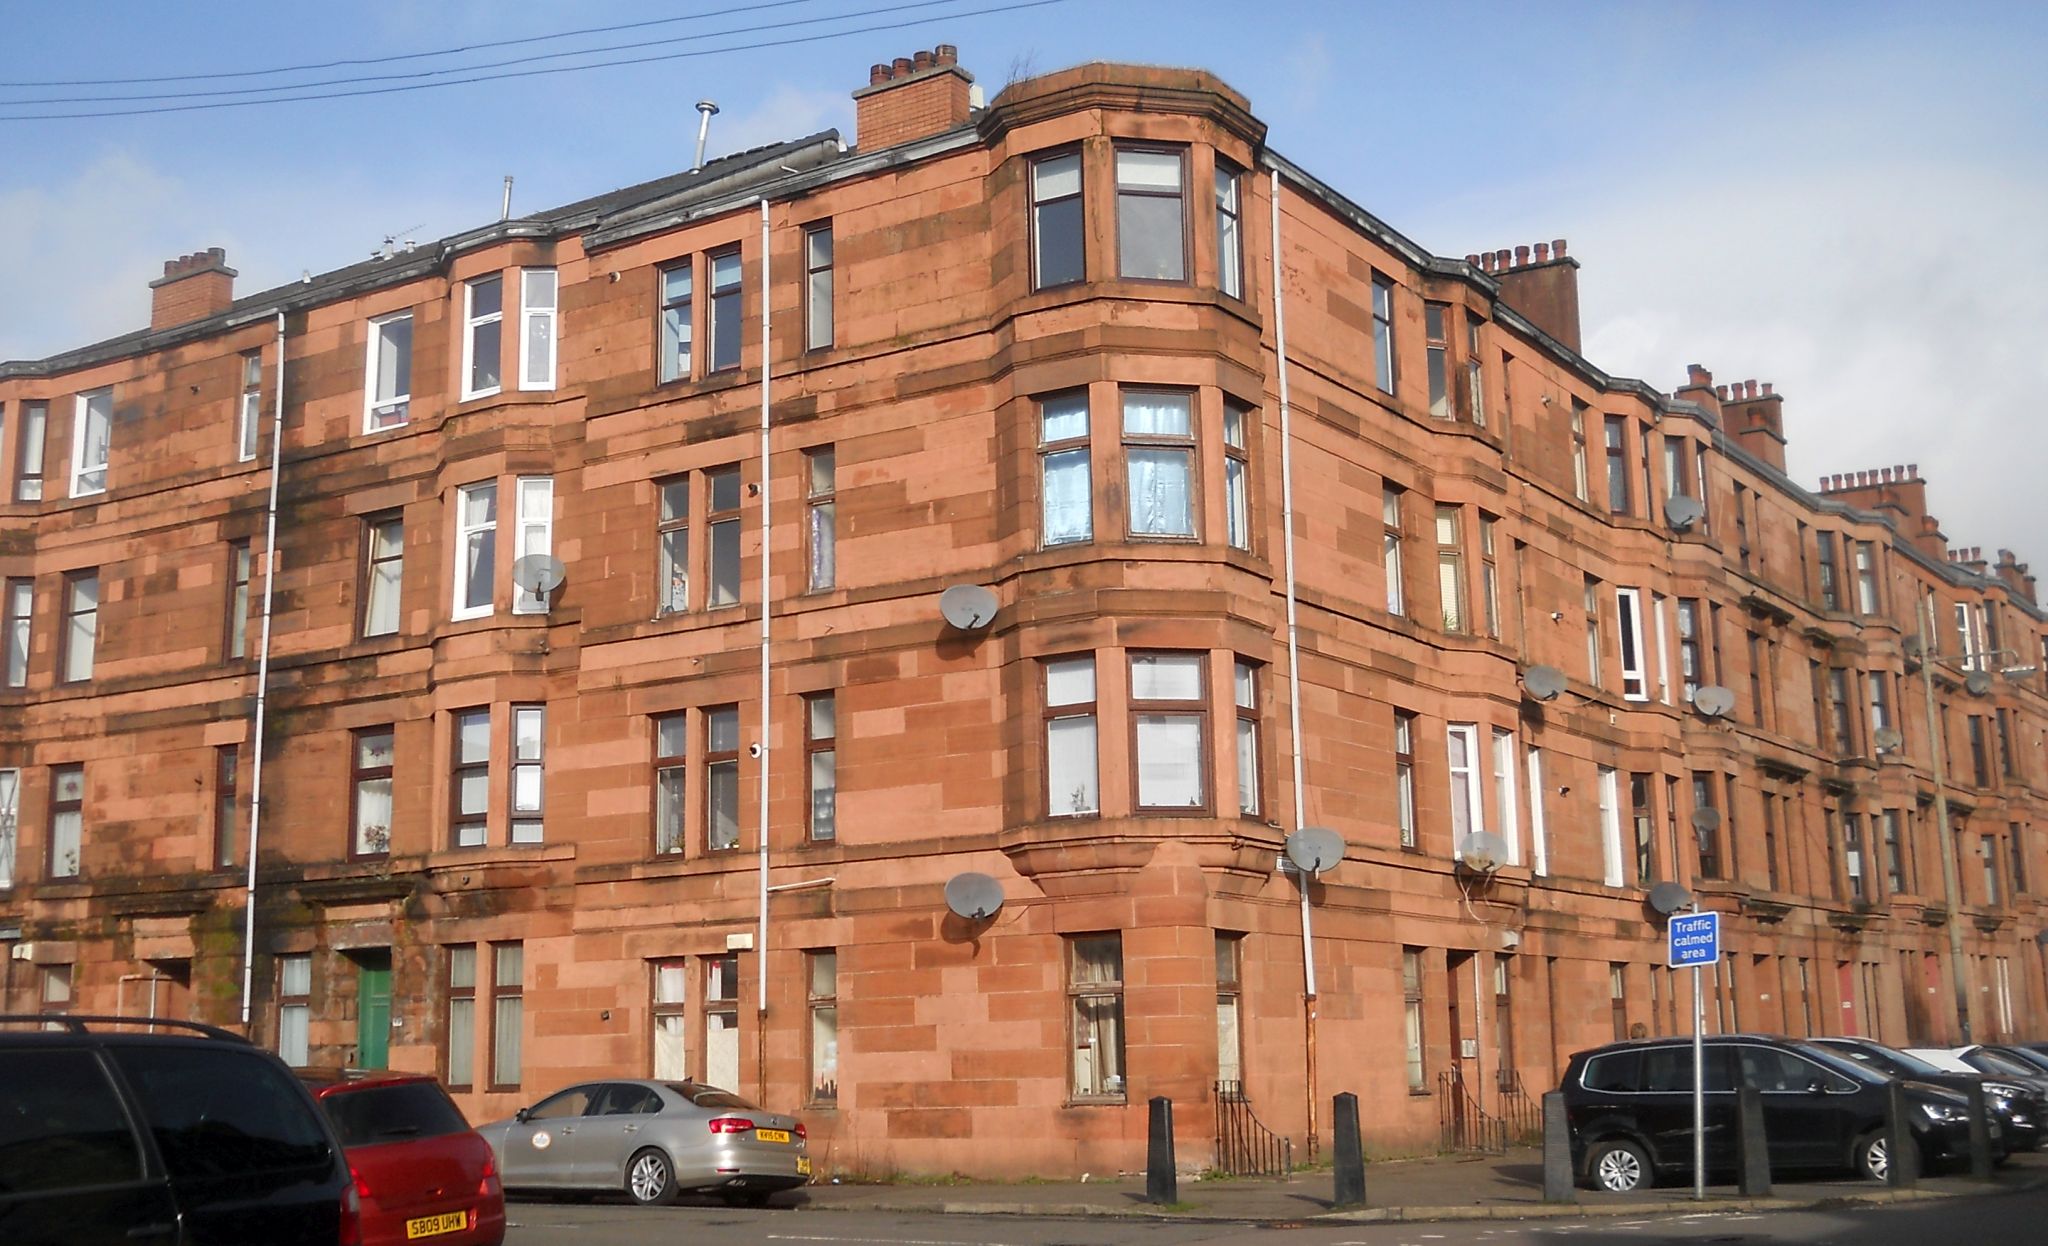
1147,1096 -> 1177,1205
1885,1080 -> 1917,1189
1541,1091 -> 1576,1204
1966,1082 -> 1994,1182
1331,1092 -> 1366,1206
1736,1085 -> 1771,1197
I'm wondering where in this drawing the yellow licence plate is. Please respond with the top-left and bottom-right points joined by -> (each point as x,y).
406,1210 -> 468,1239
756,1128 -> 792,1143
797,1157 -> 812,1176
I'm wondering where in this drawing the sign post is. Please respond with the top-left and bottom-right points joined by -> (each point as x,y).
1668,909 -> 1720,1201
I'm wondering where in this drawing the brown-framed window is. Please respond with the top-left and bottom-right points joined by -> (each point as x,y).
1,767 -> 20,890
1465,313 -> 1487,426
804,223 -> 833,351
1403,948 -> 1426,1090
351,726 -> 394,858
1610,963 -> 1628,1041
225,539 -> 253,660
1395,710 -> 1417,849
5,577 -> 33,687
1676,598 -> 1703,701
706,705 -> 740,850
214,744 -> 239,870
658,260 -> 693,383
1129,651 -> 1207,812
1844,812 -> 1868,900
654,712 -> 687,855
1425,302 -> 1452,419
1232,660 -> 1260,817
705,954 -> 740,1090
1214,162 -> 1243,299
657,476 -> 689,615
1828,667 -> 1857,755
1569,401 -> 1590,503
1122,390 -> 1196,538
1968,715 -> 1991,788
2010,823 -> 2029,895
59,569 -> 97,684
490,942 -> 523,1089
652,958 -> 687,1078
1883,809 -> 1910,894
1382,485 -> 1405,615
510,704 -> 544,844
1030,149 -> 1084,289
1663,433 -> 1693,501
708,248 -> 743,373
1493,956 -> 1516,1090
1479,515 -> 1500,638
446,945 -> 477,1090
807,950 -> 838,1105
707,466 -> 742,608
42,964 -> 73,1016
1044,655 -> 1099,817
1039,391 -> 1092,546
1067,934 -> 1126,1101
806,446 -> 836,591
362,513 -> 404,637
1816,532 -> 1842,610
1630,772 -> 1655,887
807,693 -> 836,841
15,400 -> 47,501
1980,833 -> 2002,905
452,709 -> 490,848
1216,933 -> 1244,1087
1854,542 -> 1880,614
48,762 -> 83,879
1604,415 -> 1630,514
1584,575 -> 1603,687
1692,771 -> 1723,878
1222,399 -> 1251,551
277,953 -> 311,1065
1435,505 -> 1467,633
1370,274 -> 1395,394
1115,146 -> 1186,281
1996,707 -> 2017,779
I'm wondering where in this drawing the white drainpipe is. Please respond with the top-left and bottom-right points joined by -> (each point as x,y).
240,311 -> 288,1026
756,196 -> 774,1040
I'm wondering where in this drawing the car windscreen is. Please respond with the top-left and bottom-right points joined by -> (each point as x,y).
111,1045 -> 334,1179
321,1082 -> 471,1148
667,1083 -> 756,1110
1806,1042 -> 1940,1078
1975,1049 -> 2047,1079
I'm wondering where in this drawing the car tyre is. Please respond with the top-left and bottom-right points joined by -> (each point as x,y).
627,1147 -> 678,1206
1853,1129 -> 1916,1182
1585,1139 -> 1652,1193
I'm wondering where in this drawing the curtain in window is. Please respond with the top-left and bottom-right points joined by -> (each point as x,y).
810,1005 -> 838,1102
809,749 -> 836,839
0,769 -> 16,888
1073,995 -> 1125,1095
706,1010 -> 740,1090
1236,717 -> 1259,815
354,775 -> 393,856
1042,449 -> 1091,544
808,500 -> 835,589
447,996 -> 474,1086
655,766 -> 685,854
1128,447 -> 1193,536
1047,716 -> 1098,814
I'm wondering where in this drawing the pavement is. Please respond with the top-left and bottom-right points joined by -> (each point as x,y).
787,1145 -> 2048,1225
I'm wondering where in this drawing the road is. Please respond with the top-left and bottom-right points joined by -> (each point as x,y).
504,1183 -> 2048,1245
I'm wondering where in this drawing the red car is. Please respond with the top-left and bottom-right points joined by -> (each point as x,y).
307,1072 -> 506,1246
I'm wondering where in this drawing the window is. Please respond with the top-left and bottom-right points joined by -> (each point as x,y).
1382,485 -> 1406,615
446,946 -> 477,1089
49,763 -> 83,878
652,959 -> 687,1078
1569,401 -> 1590,503
461,274 -> 504,399
1116,147 -> 1185,281
1446,723 -> 1482,847
510,705 -> 544,844
707,467 -> 742,607
1123,391 -> 1195,537
1597,766 -> 1624,887
1676,598 -> 1702,701
1031,152 -> 1084,289
352,727 -> 394,857
1816,533 -> 1841,610
1651,594 -> 1671,702
278,954 -> 311,1066
237,351 -> 263,461
1692,772 -> 1723,878
451,710 -> 489,848
70,388 -> 111,496
1882,809 -> 1909,893
1868,670 -> 1894,745
1604,415 -> 1629,514
654,713 -> 686,855
1479,516 -> 1500,638
708,249 -> 743,372
41,964 -> 71,1017
706,705 -> 740,850
1526,746 -> 1548,875
1844,813 -> 1867,900
1492,728 -> 1520,865
806,447 -> 836,591
1997,708 -> 2018,780
1216,934 -> 1243,1086
804,224 -> 834,350
15,400 -> 46,500
362,514 -> 403,637
659,262 -> 693,382
1233,660 -> 1260,816
1370,275 -> 1396,394
1223,401 -> 1251,551
1425,303 -> 1452,419
519,269 -> 558,390
0,768 -> 17,888
60,570 -> 97,683
364,312 -> 413,431
1626,774 -> 1654,887
1215,163 -> 1243,299
513,477 -> 554,615
1435,506 -> 1467,633
1040,392 -> 1092,546
1957,602 -> 1983,670
4,578 -> 31,687
453,482 -> 498,620
1466,314 -> 1486,426
491,943 -> 523,1088
1662,434 -> 1691,501
1584,575 -> 1602,687
1045,656 -> 1099,816
808,951 -> 838,1105
1980,834 -> 2001,905
1854,542 -> 1880,614
1616,587 -> 1648,700
2010,823 -> 2029,895
1131,652 -> 1206,810
657,477 -> 689,614
1968,715 -> 1990,788
807,693 -> 836,840
1068,935 -> 1126,1100
214,744 -> 239,870
225,539 -> 252,660
1394,710 -> 1418,849
1764,795 -> 1786,892
705,954 -> 740,1091
1403,948 -> 1426,1091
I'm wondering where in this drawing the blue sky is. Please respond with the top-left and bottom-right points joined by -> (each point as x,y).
3,0 -> 2045,554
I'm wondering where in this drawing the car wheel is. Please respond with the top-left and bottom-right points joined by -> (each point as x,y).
626,1148 -> 678,1206
1586,1139 -> 1652,1193
1853,1130 -> 1915,1182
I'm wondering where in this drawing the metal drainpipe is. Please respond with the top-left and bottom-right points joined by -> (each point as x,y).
755,196 -> 774,1104
1919,594 -> 1974,1043
240,310 -> 288,1027
1267,166 -> 1318,1158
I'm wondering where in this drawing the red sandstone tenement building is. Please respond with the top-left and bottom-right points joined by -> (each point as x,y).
1,49 -> 2044,1176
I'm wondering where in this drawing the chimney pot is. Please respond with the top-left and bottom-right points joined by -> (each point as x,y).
1687,363 -> 1711,387
1908,462 -> 1918,479
1745,379 -> 1758,399
1552,238 -> 1567,257
1514,244 -> 1530,266
870,63 -> 889,83
914,49 -> 934,69
1716,385 -> 1730,400
893,56 -> 914,75
935,43 -> 958,64
1534,242 -> 1551,262
1762,381 -> 1774,396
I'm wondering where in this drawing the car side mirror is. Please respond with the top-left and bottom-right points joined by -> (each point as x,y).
515,1107 -> 533,1123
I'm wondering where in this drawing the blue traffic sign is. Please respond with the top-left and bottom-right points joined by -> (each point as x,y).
1667,911 -> 1720,968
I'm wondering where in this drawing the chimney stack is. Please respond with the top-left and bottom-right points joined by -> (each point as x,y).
1480,237 -> 1581,352
149,247 -> 237,331
853,44 -> 974,151
1723,376 -> 1787,472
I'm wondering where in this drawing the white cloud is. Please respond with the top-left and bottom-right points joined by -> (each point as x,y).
709,84 -> 854,157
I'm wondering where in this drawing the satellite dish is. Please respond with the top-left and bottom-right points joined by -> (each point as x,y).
1965,670 -> 1993,696
1455,832 -> 1511,874
939,584 -> 998,631
1873,728 -> 1903,753
511,554 -> 566,595
1690,806 -> 1723,834
1902,637 -> 1924,658
943,872 -> 1005,921
1693,685 -> 1736,718
1284,827 -> 1346,876
1663,495 -> 1705,532
1521,665 -> 1567,703
1647,882 -> 1694,916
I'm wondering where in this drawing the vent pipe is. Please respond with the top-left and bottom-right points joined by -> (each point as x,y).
693,100 -> 720,172
500,175 -> 514,222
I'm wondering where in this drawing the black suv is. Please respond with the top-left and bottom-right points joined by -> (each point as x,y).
1806,1036 -> 2041,1152
1561,1034 -> 1990,1191
0,1014 -> 357,1245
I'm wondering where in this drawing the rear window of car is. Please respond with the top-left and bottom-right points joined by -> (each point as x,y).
110,1045 -> 334,1179
0,1047 -> 145,1193
667,1083 -> 755,1110
1580,1052 -> 1639,1091
321,1082 -> 471,1148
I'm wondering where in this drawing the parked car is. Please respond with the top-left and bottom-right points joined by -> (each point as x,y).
1805,1037 -> 2040,1151
0,1012 -> 356,1246
304,1072 -> 505,1245
1561,1034 -> 1992,1192
1906,1045 -> 2048,1102
476,1079 -> 809,1206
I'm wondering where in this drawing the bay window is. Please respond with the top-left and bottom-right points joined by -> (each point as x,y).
1040,391 -> 1092,546
1115,147 -> 1186,281
520,268 -> 558,390
1123,390 -> 1195,537
1031,152 -> 1084,289
70,388 -> 111,496
461,274 -> 503,400
1131,652 -> 1206,811
364,312 -> 413,431
1044,656 -> 1099,817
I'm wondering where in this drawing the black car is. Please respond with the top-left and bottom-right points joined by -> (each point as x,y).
1561,1034 -> 1990,1192
0,1013 -> 357,1246
1806,1036 -> 2041,1151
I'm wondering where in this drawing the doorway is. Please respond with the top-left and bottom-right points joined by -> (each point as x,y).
349,949 -> 393,1070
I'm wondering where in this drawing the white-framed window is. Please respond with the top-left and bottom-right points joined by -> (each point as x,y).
1651,593 -> 1672,703
659,262 -> 693,383
1215,162 -> 1243,299
1040,392 -> 1092,546
15,401 -> 46,500
1394,710 -> 1417,848
512,476 -> 554,614
510,705 -> 544,843
1045,656 -> 1099,817
362,514 -> 404,638
70,387 -> 111,496
1616,587 -> 1649,700
1446,723 -> 1483,851
461,274 -> 504,400
1382,486 -> 1405,615
1491,727 -> 1520,866
0,767 -> 18,889
1956,601 -> 1985,671
277,953 -> 311,1066
1131,652 -> 1207,810
1598,766 -> 1625,887
237,351 -> 263,462
4,578 -> 32,688
519,269 -> 558,391
1854,542 -> 1880,614
1233,659 -> 1260,816
364,311 -> 414,431
453,482 -> 498,620
1525,745 -> 1548,876
804,225 -> 833,351
1223,400 -> 1251,551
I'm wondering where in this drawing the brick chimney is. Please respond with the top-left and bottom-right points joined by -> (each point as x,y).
1994,549 -> 2037,607
1674,362 -> 1723,422
853,45 -> 974,151
150,247 -> 237,331
1723,378 -> 1787,472
1818,464 -> 1947,559
1467,238 -> 1581,353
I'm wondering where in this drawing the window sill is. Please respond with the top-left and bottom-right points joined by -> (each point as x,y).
1064,1097 -> 1128,1108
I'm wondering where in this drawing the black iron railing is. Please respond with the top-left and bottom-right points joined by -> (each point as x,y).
1214,1080 -> 1293,1177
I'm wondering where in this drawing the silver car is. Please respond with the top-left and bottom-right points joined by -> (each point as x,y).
477,1079 -> 809,1206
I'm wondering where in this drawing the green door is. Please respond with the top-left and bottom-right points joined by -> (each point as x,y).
356,952 -> 392,1070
